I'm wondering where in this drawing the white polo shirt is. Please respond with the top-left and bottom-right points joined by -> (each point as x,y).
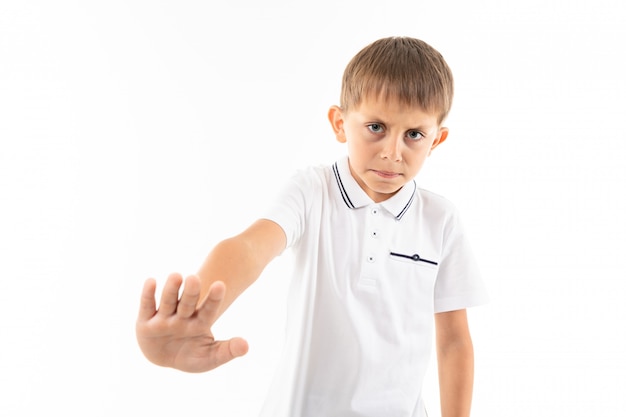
260,156 -> 488,417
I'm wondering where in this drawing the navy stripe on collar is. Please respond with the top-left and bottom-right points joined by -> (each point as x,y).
396,180 -> 416,220
333,162 -> 355,209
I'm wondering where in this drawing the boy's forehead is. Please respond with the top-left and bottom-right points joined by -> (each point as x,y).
352,95 -> 440,124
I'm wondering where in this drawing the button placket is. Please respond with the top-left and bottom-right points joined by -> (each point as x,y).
361,206 -> 383,283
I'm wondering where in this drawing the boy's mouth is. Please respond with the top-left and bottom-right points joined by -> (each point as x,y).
373,170 -> 400,179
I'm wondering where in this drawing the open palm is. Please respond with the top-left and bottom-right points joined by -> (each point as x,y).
136,274 -> 248,373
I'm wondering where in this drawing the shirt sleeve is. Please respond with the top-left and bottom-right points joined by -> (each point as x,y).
433,207 -> 489,313
261,168 -> 313,250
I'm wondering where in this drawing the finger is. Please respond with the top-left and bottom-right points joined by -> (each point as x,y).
208,337 -> 249,369
137,278 -> 157,321
156,273 -> 183,317
197,280 -> 226,326
176,275 -> 201,318
227,337 -> 249,358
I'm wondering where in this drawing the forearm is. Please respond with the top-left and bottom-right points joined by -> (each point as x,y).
196,219 -> 285,318
437,337 -> 474,417
197,237 -> 262,315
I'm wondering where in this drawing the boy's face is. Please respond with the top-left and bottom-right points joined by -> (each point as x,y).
329,96 -> 448,203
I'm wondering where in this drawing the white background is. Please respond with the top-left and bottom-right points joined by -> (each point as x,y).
1,1 -> 625,416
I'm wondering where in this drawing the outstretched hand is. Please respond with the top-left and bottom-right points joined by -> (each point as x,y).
136,273 -> 249,373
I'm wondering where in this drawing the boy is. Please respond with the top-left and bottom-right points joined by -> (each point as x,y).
136,36 -> 488,417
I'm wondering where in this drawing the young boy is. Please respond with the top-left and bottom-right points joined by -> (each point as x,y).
136,36 -> 488,417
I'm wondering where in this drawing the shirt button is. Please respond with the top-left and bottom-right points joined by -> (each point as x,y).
371,208 -> 379,215
371,230 -> 379,238
367,255 -> 375,263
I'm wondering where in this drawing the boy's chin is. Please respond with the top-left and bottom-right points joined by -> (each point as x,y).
363,185 -> 403,203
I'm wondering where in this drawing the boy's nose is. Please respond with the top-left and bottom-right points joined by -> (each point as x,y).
380,136 -> 403,162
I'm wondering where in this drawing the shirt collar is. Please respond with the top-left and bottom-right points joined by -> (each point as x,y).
332,156 -> 417,220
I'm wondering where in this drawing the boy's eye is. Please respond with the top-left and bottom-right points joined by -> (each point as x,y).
407,130 -> 424,141
367,123 -> 384,133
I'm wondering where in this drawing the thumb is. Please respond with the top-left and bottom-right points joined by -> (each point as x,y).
227,337 -> 249,358
208,337 -> 249,370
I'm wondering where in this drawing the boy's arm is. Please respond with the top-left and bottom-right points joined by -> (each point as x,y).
435,309 -> 474,417
136,218 -> 286,373
195,218 -> 286,318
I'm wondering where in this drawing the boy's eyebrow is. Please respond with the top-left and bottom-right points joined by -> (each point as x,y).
360,113 -> 438,132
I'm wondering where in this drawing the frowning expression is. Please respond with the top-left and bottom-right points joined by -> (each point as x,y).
329,96 -> 448,203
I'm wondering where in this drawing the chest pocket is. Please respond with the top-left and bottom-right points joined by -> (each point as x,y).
389,251 -> 438,267
386,250 -> 439,310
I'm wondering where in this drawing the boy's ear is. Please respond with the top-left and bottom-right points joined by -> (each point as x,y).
328,105 -> 347,143
429,127 -> 449,155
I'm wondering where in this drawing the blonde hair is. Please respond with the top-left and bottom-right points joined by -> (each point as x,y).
340,37 -> 454,123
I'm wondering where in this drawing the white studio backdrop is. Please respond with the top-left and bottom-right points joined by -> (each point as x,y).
1,1 -> 625,416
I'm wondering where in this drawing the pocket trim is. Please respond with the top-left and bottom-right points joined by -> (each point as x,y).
389,251 -> 438,266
